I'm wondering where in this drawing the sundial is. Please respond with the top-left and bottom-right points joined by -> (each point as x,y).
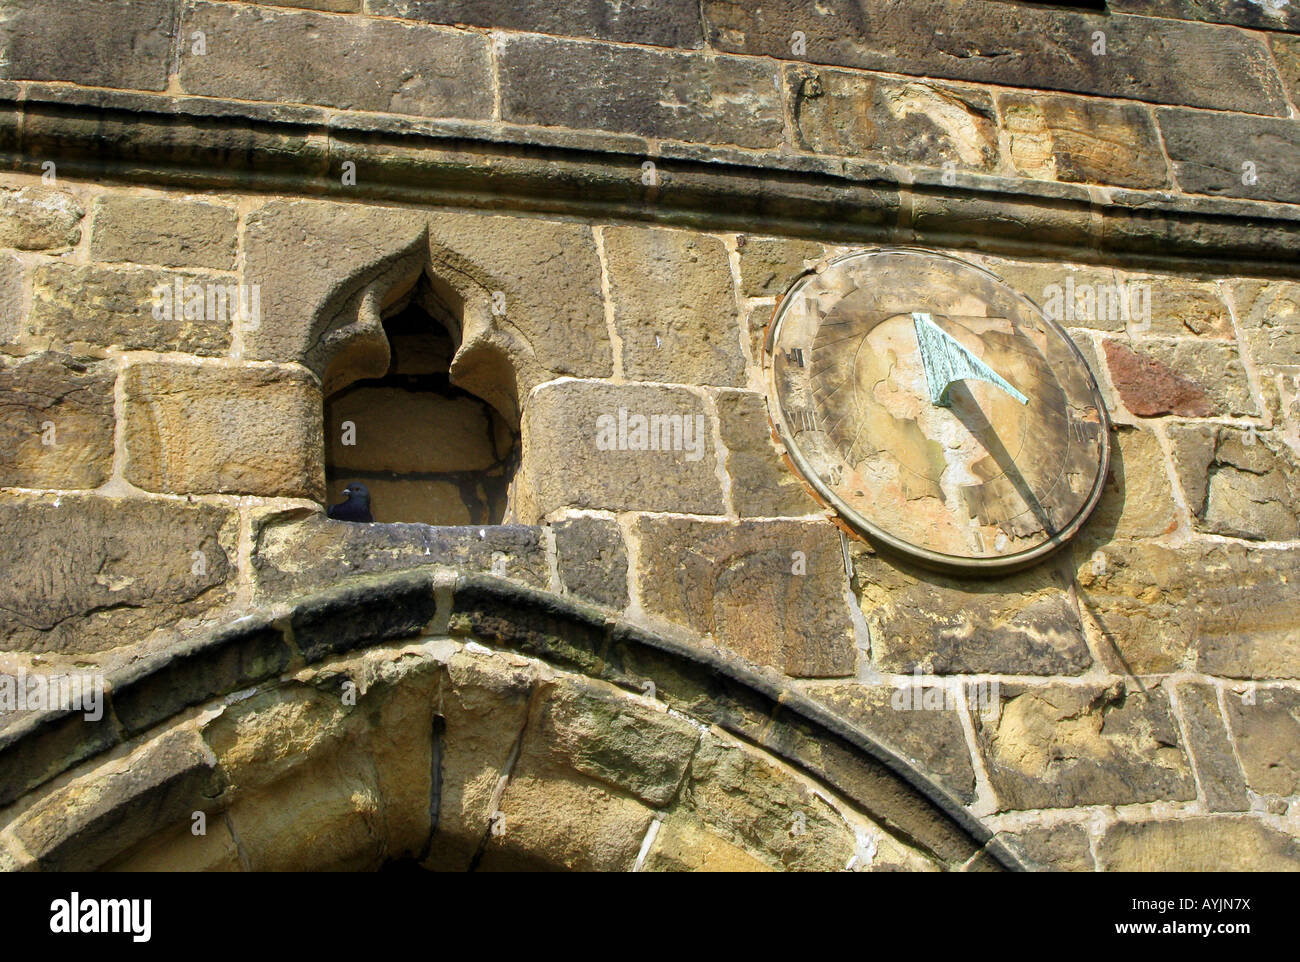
763,247 -> 1110,573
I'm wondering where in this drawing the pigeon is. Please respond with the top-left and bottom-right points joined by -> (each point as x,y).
328,482 -> 374,523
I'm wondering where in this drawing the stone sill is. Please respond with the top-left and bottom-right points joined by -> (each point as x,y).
2,82 -> 1298,274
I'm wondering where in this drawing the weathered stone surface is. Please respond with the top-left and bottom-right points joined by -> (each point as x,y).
1110,0 -> 1300,32
90,195 -> 238,270
0,354 -> 115,489
673,733 -> 856,871
288,571 -> 440,663
0,254 -> 22,346
202,683 -> 365,793
1169,423 -> 1300,541
789,68 -> 998,172
28,263 -> 232,357
737,235 -> 824,298
517,381 -> 724,519
251,512 -> 549,602
12,729 -> 226,871
1225,687 -> 1300,799
500,36 -> 783,149
123,362 -> 322,498
979,258 -> 1132,333
1140,275 -> 1234,338
553,516 -> 629,610
642,814 -> 774,871
179,2 -> 493,118
634,518 -> 856,677
423,648 -> 535,871
1104,339 -> 1257,417
1275,35 -> 1300,110
0,0 -> 176,91
716,390 -> 818,517
814,683 -> 977,804
369,0 -> 704,47
604,226 -> 744,387
1077,540 -> 1300,678
1158,108 -> 1300,204
974,683 -> 1196,810
244,202 -> 610,411
529,676 -> 700,807
105,818 -> 243,871
999,93 -> 1167,189
855,549 -> 1090,676
998,823 -> 1094,872
0,495 -> 235,654
224,748 -> 385,870
1087,425 -> 1178,541
247,0 -> 359,9
703,0 -> 1289,114
1097,817 -> 1300,871
1175,682 -> 1249,812
0,185 -> 84,250
1230,279 -> 1300,370
326,388 -> 498,474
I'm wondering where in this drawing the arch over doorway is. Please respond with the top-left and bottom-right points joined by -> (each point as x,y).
0,571 -> 1023,872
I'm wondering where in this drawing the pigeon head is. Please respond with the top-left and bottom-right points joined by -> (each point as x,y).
342,482 -> 370,505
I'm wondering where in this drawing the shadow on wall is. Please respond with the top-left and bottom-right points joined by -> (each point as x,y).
323,275 -> 519,525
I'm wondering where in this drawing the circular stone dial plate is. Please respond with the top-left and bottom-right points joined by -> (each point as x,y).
764,248 -> 1110,572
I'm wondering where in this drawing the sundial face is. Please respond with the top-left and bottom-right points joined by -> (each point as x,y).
764,247 -> 1110,573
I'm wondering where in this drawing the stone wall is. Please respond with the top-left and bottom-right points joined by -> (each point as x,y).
1,0 -> 1299,871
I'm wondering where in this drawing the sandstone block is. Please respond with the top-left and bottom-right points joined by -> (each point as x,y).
1098,817 -> 1300,871
29,263 -> 232,356
0,495 -> 235,654
1159,109 -> 1300,205
1230,279 -> 1300,370
1169,423 -> 1300,541
123,362 -> 322,498
0,354 -> 115,489
737,235 -> 825,298
788,68 -> 998,173
604,226 -> 744,387
999,93 -> 1167,189
0,185 -> 84,251
855,549 -> 1090,675
1225,687 -> 1300,799
715,390 -> 818,518
1104,339 -> 1255,417
1175,682 -> 1249,813
499,35 -> 783,148
90,195 -> 238,270
553,516 -> 629,610
518,381 -> 724,518
0,0 -> 175,91
633,517 -> 857,677
974,683 -> 1196,810
179,2 -> 493,118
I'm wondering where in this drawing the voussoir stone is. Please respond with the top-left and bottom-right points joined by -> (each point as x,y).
0,353 -> 115,490
974,683 -> 1196,810
0,494 -> 235,655
633,517 -> 857,677
0,185 -> 84,251
517,381 -> 723,519
604,226 -> 744,387
123,362 -> 323,499
29,263 -> 232,357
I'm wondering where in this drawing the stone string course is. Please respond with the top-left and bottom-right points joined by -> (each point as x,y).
1,0 -> 1299,870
